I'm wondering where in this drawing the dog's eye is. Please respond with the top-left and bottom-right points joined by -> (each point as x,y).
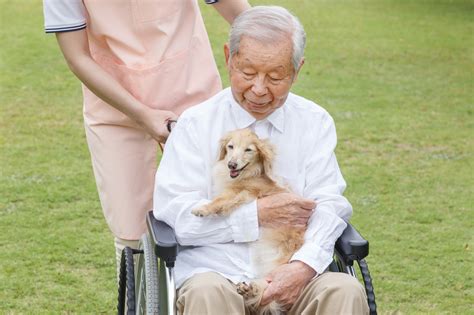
227,145 -> 233,150
245,148 -> 252,152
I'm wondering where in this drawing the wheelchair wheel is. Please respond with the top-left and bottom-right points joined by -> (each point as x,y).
118,246 -> 138,314
332,254 -> 377,315
135,233 -> 160,315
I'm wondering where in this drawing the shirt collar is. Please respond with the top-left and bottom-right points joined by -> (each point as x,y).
266,106 -> 285,133
228,89 -> 285,133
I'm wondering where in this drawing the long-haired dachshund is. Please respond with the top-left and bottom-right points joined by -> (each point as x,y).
192,128 -> 305,315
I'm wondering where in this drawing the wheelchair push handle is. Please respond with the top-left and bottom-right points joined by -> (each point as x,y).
166,119 -> 177,132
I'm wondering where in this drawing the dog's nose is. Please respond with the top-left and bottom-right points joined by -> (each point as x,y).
228,161 -> 238,170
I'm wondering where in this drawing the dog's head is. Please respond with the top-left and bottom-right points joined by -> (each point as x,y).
218,128 -> 275,180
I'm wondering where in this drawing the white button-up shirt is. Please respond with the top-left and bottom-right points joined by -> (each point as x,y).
153,87 -> 352,288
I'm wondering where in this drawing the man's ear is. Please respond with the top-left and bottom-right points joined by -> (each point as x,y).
292,57 -> 305,83
224,43 -> 231,69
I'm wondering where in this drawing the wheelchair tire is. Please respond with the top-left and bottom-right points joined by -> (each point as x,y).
117,246 -> 138,315
135,234 -> 160,315
358,259 -> 377,315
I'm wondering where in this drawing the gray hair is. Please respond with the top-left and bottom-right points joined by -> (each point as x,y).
229,6 -> 306,71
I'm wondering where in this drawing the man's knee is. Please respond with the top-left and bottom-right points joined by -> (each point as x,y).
181,272 -> 234,297
177,272 -> 245,315
327,273 -> 367,301
292,272 -> 368,315
317,273 -> 368,314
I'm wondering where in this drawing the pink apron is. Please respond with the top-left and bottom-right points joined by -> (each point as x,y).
82,0 -> 222,239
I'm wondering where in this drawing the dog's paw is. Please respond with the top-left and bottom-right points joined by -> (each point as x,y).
191,206 -> 211,217
237,282 -> 258,299
236,282 -> 251,298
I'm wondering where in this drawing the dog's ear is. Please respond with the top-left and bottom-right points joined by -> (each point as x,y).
256,139 -> 275,177
218,132 -> 232,161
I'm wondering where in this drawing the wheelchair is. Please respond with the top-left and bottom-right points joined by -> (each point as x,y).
118,211 -> 377,315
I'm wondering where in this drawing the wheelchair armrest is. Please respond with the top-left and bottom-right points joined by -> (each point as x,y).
335,222 -> 369,265
146,211 -> 178,267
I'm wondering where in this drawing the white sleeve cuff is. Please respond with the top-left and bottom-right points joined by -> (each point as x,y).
290,242 -> 335,274
226,200 -> 259,243
290,208 -> 347,274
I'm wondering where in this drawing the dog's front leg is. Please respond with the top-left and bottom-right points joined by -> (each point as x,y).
192,190 -> 253,217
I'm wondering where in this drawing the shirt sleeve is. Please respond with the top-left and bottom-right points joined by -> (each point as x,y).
153,116 -> 259,246
43,0 -> 87,33
290,113 -> 352,274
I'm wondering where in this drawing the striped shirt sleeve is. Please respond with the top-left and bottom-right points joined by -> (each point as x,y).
43,0 -> 87,33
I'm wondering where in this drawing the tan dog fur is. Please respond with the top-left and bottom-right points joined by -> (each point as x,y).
192,128 -> 305,315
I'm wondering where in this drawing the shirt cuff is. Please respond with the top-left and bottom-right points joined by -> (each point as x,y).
290,242 -> 334,275
226,200 -> 259,243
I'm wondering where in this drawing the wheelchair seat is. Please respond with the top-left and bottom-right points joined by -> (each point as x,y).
118,211 -> 377,315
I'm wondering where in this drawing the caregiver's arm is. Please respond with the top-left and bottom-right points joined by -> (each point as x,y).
211,0 -> 251,24
55,30 -> 176,142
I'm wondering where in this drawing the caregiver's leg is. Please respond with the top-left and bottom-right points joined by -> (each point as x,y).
85,122 -> 158,276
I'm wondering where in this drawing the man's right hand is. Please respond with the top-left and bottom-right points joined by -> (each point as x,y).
257,192 -> 316,229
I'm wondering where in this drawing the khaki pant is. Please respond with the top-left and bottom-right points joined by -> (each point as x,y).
177,272 -> 369,315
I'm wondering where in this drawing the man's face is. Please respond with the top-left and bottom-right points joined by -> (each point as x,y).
225,36 -> 301,120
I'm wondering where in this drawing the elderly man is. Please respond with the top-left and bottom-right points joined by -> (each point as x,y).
153,6 -> 369,315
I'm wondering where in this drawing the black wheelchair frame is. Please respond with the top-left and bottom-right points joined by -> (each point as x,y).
118,211 -> 377,315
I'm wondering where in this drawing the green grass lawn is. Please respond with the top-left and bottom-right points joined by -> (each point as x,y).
1,0 -> 473,313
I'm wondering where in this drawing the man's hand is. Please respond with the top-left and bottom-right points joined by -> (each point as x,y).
257,192 -> 316,229
261,261 -> 316,310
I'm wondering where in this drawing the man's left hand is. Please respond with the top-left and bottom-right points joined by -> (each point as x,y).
260,261 -> 316,310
